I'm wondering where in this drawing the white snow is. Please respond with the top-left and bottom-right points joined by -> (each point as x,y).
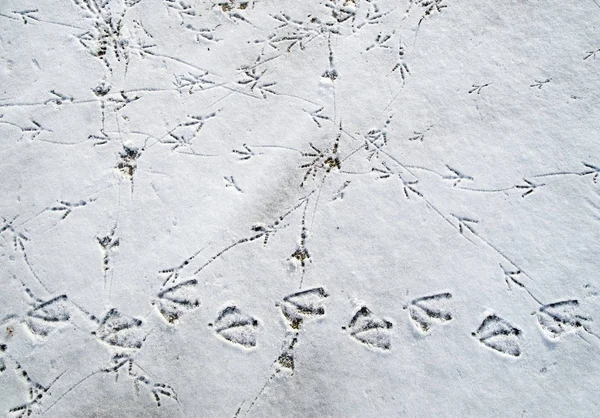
1,0 -> 600,416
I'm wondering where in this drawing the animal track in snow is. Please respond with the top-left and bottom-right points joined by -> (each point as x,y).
96,223 -> 120,291
2,0 -> 599,415
344,306 -> 393,350
537,300 -> 598,340
407,292 -> 453,333
472,314 -> 522,357
24,288 -> 70,339
275,287 -> 329,373
91,308 -> 145,350
280,287 -> 329,329
210,306 -> 259,348
277,333 -> 299,372
7,360 -> 63,417
134,374 -> 179,407
0,345 -> 5,374
153,279 -> 200,324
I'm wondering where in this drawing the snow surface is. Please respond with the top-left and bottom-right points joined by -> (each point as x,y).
1,0 -> 600,416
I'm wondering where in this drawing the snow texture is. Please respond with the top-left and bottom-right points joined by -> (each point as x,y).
1,0 -> 600,416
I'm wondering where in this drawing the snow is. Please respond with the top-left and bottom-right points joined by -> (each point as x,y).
1,0 -> 600,416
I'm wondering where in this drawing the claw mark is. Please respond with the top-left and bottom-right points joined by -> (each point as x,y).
582,162 -> 600,183
46,198 -> 96,220
584,47 -> 600,60
344,306 -> 392,350
305,106 -> 330,128
332,180 -> 351,200
472,314 -> 522,357
210,305 -> 259,348
408,125 -> 432,142
530,78 -> 551,89
232,143 -> 259,160
468,83 -> 491,94
515,178 -> 545,198
451,214 -> 478,235
224,176 -> 243,193
407,292 -> 453,333
134,374 -> 179,407
443,165 -> 473,186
